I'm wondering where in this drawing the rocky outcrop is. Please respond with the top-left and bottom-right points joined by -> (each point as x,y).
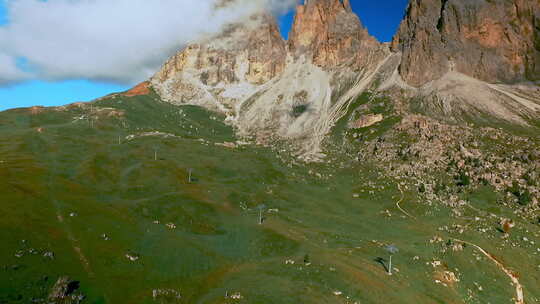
150,0 -> 391,159
151,13 -> 288,113
393,0 -> 540,87
147,0 -> 540,151
288,0 -> 380,68
123,81 -> 150,97
47,276 -> 85,304
350,114 -> 384,129
153,13 -> 286,87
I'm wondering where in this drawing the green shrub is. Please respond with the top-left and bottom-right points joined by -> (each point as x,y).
518,190 -> 532,206
508,181 -> 532,206
456,171 -> 470,186
292,104 -> 308,118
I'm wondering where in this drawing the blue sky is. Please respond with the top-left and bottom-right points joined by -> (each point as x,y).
350,0 -> 409,42
279,0 -> 409,42
0,0 -> 409,111
0,0 -> 6,26
0,80 -> 127,110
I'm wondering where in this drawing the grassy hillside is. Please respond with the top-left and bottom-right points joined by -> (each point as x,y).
0,91 -> 539,303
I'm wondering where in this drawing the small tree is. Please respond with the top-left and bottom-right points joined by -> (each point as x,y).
456,171 -> 470,186
385,244 -> 399,275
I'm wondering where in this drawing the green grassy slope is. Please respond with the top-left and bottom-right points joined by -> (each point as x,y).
0,91 -> 539,303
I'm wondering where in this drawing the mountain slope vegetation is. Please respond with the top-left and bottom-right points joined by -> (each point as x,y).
0,89 -> 539,303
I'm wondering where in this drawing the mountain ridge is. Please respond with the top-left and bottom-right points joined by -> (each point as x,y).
151,0 -> 391,160
148,0 -> 540,161
392,0 -> 540,86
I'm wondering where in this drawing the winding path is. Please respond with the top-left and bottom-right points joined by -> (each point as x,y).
392,181 -> 522,302
396,183 -> 416,219
452,238 -> 524,304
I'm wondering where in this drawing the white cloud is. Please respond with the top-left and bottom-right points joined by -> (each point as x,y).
0,0 -> 297,85
0,52 -> 28,84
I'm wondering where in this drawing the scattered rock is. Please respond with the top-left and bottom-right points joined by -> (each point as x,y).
228,292 -> 243,300
47,276 -> 85,304
152,289 -> 182,302
451,243 -> 464,252
215,142 -> 237,149
434,270 -> 460,287
351,114 -> 384,129
430,260 -> 442,268
126,253 -> 140,262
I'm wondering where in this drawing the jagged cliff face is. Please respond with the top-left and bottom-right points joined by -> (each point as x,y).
151,14 -> 287,113
288,0 -> 379,68
150,0 -> 540,159
393,0 -> 540,87
388,0 -> 540,127
154,14 -> 286,87
151,0 -> 389,159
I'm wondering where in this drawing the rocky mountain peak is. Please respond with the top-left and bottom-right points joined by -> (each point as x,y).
153,13 -> 286,88
149,0 -> 540,160
149,2 -> 392,159
288,0 -> 380,68
393,0 -> 540,87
